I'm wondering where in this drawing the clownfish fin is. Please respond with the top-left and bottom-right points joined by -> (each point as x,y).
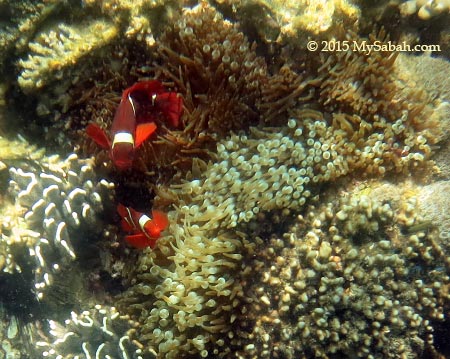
156,92 -> 183,127
125,233 -> 157,249
151,210 -> 169,231
86,123 -> 110,149
117,203 -> 128,219
135,122 -> 157,147
117,204 -> 136,231
120,219 -> 134,232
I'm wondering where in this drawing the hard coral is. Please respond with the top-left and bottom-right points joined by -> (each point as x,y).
400,0 -> 450,20
8,153 -> 115,300
35,304 -> 143,359
18,20 -> 118,93
0,0 -> 64,72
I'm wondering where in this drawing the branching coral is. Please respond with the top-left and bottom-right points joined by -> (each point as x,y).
18,20 -> 118,93
0,0 -> 64,71
83,0 -> 182,38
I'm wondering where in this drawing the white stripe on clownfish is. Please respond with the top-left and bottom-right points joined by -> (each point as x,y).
138,214 -> 151,230
112,132 -> 134,148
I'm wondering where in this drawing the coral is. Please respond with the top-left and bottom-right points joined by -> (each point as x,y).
229,183 -> 449,358
219,0 -> 281,44
83,0 -> 182,39
35,304 -> 144,359
7,153 -> 115,299
1,2 -> 449,359
293,0 -> 360,35
417,181 -> 450,253
0,0 -> 65,71
0,135 -> 45,163
400,0 -> 450,19
18,20 -> 118,93
433,139 -> 450,179
394,53 -> 450,103
393,53 -> 450,145
260,0 -> 360,37
13,0 -> 182,94
0,200 -> 31,275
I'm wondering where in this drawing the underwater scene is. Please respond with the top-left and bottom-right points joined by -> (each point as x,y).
0,0 -> 450,358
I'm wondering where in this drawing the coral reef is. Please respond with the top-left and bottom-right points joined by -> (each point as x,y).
317,30 -> 436,135
35,304 -> 145,359
121,102 -> 440,357
395,54 -> 450,140
7,153 -> 115,299
14,0 -> 182,95
112,8 -> 448,358
0,135 -> 45,162
0,0 -> 449,359
83,0 -> 182,38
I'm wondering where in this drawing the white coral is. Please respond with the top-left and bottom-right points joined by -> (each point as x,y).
8,153 -> 115,299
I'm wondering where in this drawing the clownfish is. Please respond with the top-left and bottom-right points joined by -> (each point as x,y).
86,80 -> 182,170
117,203 -> 169,249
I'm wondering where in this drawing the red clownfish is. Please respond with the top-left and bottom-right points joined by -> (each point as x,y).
86,80 -> 182,170
117,203 -> 169,249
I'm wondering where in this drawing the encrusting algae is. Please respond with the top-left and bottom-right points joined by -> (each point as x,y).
0,0 -> 449,358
